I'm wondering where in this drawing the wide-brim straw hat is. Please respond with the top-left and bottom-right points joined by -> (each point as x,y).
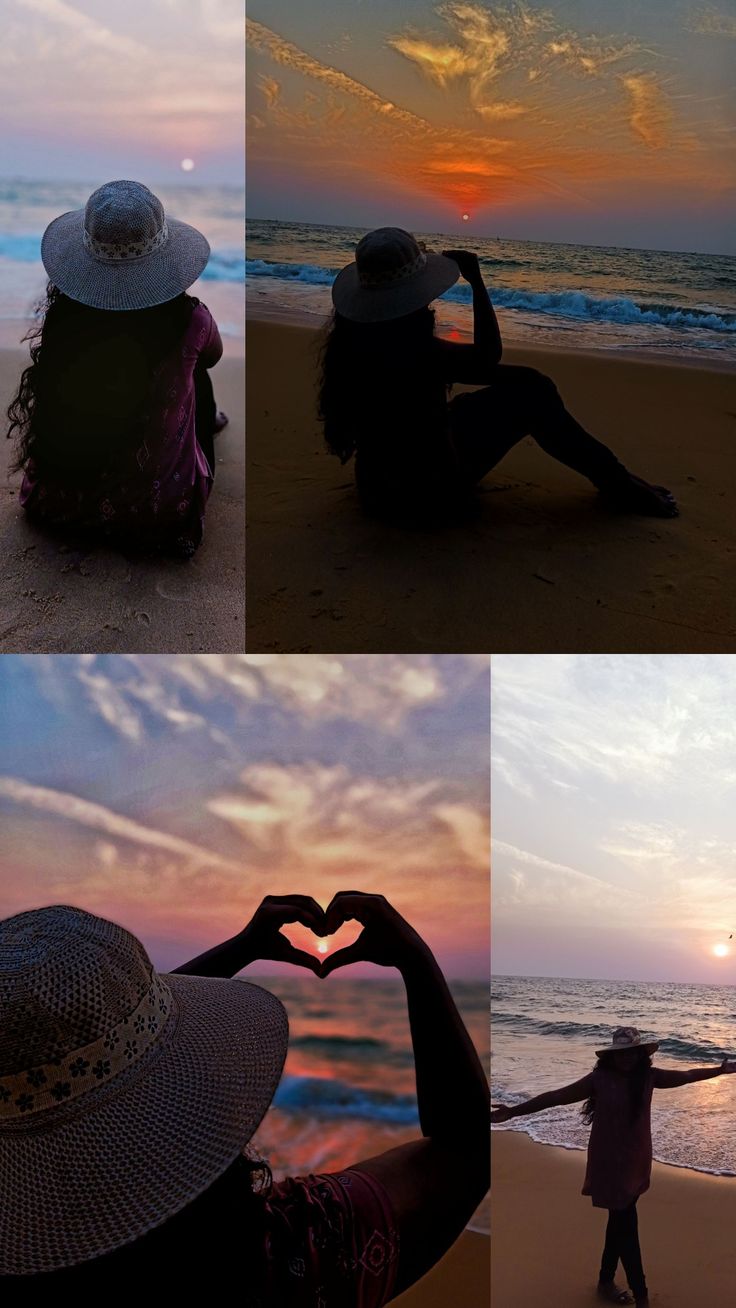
0,905 -> 288,1275
41,179 -> 211,311
332,226 -> 460,323
595,1026 -> 659,1058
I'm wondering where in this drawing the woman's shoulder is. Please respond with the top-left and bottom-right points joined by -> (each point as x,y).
187,298 -> 214,329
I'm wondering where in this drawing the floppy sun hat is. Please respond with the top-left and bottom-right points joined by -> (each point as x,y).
40,180 -> 211,311
595,1026 -> 659,1058
331,226 -> 460,323
0,905 -> 288,1275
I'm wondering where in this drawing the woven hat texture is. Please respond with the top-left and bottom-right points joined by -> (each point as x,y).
41,180 -> 211,311
332,226 -> 459,323
0,905 -> 288,1274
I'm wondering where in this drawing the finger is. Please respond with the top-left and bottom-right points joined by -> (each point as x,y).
320,941 -> 365,978
323,891 -> 376,934
274,939 -> 322,975
267,896 -> 326,934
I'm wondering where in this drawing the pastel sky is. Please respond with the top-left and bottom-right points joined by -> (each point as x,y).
247,1 -> 735,253
0,654 -> 489,980
492,655 -> 736,985
0,0 -> 244,184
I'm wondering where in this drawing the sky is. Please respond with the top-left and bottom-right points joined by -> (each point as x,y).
492,654 -> 736,986
0,654 -> 489,980
0,0 -> 244,185
247,1 -> 736,253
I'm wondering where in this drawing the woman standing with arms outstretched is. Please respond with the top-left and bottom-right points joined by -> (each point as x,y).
491,1027 -> 736,1305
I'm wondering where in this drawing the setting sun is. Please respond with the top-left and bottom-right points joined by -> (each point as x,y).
317,941 -> 329,954
713,944 -> 729,958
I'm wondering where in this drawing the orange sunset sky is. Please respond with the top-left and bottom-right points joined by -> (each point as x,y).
247,1 -> 735,252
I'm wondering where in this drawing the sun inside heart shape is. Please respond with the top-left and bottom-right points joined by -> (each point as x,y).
280,918 -> 364,962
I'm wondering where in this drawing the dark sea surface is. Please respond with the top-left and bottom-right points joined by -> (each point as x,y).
249,974 -> 490,1233
492,974 -> 736,1177
247,217 -> 736,365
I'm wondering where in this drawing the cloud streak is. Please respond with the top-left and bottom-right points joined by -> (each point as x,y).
0,776 -> 233,869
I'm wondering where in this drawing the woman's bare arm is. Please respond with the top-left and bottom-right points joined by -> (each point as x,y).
318,893 -> 489,1300
491,1074 -> 594,1122
170,895 -> 325,977
654,1059 -> 736,1089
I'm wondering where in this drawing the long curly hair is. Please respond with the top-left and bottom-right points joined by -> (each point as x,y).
6,283 -> 197,481
581,1049 -> 653,1125
317,305 -> 445,465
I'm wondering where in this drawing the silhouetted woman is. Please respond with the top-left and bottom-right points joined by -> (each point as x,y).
491,1026 -> 736,1305
319,228 -> 678,523
0,892 -> 489,1305
6,180 -> 227,558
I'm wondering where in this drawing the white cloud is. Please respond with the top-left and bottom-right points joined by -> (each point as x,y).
0,776 -> 233,869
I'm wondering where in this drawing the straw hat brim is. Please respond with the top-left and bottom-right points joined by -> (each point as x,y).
0,975 -> 288,1275
595,1041 -> 659,1057
41,209 -> 211,311
331,250 -> 460,323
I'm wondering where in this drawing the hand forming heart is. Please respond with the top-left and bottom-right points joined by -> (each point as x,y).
242,891 -> 421,978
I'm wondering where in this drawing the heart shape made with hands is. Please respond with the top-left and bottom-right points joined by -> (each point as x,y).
279,918 -> 364,968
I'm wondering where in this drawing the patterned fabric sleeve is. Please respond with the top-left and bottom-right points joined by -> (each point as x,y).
192,303 -> 223,368
256,1168 -> 399,1308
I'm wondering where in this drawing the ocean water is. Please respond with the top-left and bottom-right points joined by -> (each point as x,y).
247,218 -> 736,366
491,975 -> 736,1178
0,179 -> 245,346
247,974 -> 490,1234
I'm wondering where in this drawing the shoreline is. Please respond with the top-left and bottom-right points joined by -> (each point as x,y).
246,316 -> 736,653
245,302 -> 736,374
492,1131 -> 736,1306
495,1123 -> 736,1182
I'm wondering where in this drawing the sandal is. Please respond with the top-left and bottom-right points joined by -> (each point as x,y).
597,1281 -> 634,1303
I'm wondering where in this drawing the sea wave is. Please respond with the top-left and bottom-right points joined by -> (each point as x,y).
492,1011 -> 734,1061
0,233 -> 244,282
245,257 -> 736,333
273,1074 -> 419,1124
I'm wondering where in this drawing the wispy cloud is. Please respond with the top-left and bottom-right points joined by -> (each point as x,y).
208,762 -> 488,876
687,5 -> 736,38
246,17 -> 432,134
621,73 -> 673,148
14,0 -> 151,61
0,775 -> 233,869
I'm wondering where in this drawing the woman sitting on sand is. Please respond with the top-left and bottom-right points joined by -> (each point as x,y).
6,180 -> 227,559
319,228 -> 678,523
490,1026 -> 736,1306
0,892 -> 489,1304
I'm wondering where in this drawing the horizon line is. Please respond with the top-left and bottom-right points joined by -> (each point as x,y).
492,970 -> 736,988
245,215 -> 732,261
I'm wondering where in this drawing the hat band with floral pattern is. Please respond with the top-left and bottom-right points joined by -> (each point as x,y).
83,220 -> 169,263
0,973 -> 173,1120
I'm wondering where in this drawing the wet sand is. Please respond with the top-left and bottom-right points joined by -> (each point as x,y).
246,316 -> 736,653
0,347 -> 244,653
492,1130 -> 736,1306
392,1230 -> 489,1307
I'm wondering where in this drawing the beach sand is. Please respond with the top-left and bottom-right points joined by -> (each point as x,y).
493,1130 -> 736,1306
391,1230 -> 489,1308
246,316 -> 736,653
0,347 -> 244,653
